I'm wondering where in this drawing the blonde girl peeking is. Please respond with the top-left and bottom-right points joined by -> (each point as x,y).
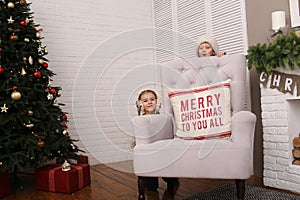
134,89 -> 179,198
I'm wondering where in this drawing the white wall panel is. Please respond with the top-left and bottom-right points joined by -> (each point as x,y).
30,0 -> 154,165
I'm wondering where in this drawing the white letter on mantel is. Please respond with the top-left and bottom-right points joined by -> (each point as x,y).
272,74 -> 281,87
285,78 -> 293,91
260,72 -> 267,82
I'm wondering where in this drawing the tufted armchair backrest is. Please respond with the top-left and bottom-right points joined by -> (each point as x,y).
160,54 -> 248,116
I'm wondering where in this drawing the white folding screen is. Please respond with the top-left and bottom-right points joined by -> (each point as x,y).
152,0 -> 251,110
152,0 -> 248,62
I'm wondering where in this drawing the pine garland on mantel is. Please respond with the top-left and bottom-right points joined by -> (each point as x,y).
247,30 -> 300,74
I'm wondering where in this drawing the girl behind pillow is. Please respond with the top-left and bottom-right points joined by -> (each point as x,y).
196,35 -> 226,57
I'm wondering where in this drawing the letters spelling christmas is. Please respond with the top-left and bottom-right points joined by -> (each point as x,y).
179,92 -> 224,132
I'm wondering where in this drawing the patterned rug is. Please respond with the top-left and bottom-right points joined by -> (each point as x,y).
184,184 -> 300,200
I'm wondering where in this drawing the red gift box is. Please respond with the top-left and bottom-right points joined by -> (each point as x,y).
0,172 -> 10,198
77,155 -> 89,164
35,164 -> 91,193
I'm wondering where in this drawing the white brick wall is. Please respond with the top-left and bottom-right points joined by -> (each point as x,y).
30,0 -> 154,165
260,69 -> 300,194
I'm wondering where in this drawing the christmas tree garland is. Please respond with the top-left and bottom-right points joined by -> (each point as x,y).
247,30 -> 300,74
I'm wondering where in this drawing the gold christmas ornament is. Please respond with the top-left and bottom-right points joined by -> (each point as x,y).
10,35 -> 18,41
38,58 -> 44,64
19,0 -> 27,6
38,140 -> 45,148
36,32 -> 42,38
11,91 -> 21,101
28,110 -> 34,116
7,2 -> 14,8
63,130 -> 69,136
44,48 -> 48,54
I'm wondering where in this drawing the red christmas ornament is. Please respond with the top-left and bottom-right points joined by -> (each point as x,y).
50,88 -> 56,95
34,71 -> 41,78
62,122 -> 68,128
0,67 -> 4,74
20,20 -> 27,26
10,35 -> 18,41
45,88 -> 49,93
61,114 -> 68,120
42,62 -> 48,69
38,140 -> 45,148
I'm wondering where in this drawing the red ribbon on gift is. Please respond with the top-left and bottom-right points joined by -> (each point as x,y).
48,166 -> 62,192
72,165 -> 84,188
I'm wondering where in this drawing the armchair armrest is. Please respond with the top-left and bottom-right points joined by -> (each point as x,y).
131,113 -> 174,145
231,110 -> 257,147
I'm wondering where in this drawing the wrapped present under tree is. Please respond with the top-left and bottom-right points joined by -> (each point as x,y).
35,163 -> 91,193
0,172 -> 10,198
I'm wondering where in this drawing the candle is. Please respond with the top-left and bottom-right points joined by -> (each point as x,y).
272,11 -> 286,31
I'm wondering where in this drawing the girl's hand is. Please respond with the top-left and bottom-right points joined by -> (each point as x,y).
217,51 -> 226,57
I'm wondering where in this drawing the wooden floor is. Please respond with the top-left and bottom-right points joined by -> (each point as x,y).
3,161 -> 300,200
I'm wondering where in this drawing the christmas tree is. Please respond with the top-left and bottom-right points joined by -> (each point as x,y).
0,0 -> 80,173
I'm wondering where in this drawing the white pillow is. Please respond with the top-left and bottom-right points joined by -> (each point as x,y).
168,80 -> 232,140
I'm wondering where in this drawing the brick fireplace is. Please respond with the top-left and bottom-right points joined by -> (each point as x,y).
260,68 -> 300,194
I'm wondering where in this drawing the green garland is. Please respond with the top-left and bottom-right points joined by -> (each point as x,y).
247,31 -> 300,74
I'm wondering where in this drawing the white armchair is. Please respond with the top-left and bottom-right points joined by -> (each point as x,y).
132,54 -> 257,200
